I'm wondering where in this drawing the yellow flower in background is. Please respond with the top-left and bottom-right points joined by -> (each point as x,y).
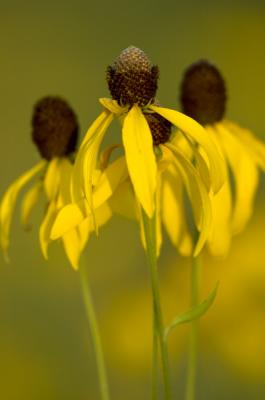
99,208 -> 265,381
180,60 -> 265,256
0,97 -> 111,268
51,46 -> 226,257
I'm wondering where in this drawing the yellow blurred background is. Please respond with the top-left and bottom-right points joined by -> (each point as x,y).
1,0 -> 265,399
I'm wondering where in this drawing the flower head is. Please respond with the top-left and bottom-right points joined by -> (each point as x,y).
32,96 -> 78,160
180,60 -> 265,255
106,46 -> 159,107
0,96 -> 109,268
52,47 -> 226,257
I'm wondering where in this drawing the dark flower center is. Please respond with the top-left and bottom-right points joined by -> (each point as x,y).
180,60 -> 226,125
32,96 -> 79,160
145,111 -> 172,146
106,46 -> 159,107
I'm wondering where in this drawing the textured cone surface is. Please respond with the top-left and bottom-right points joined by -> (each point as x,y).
181,60 -> 226,125
145,111 -> 172,145
107,46 -> 159,107
32,96 -> 79,160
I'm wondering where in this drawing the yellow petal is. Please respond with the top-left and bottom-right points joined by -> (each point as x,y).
161,164 -> 193,256
165,143 -> 212,256
150,105 -> 225,194
224,120 -> 265,171
43,158 -> 60,200
170,130 -> 193,159
77,218 -> 91,251
99,144 -> 121,169
58,158 -> 73,206
99,98 -> 126,115
93,156 -> 128,209
194,148 -> 211,193
76,202 -> 112,253
72,111 -> 113,217
94,202 -> 112,229
122,105 -> 157,218
21,180 -> 43,229
137,199 -> 161,257
108,179 -> 137,220
50,201 -> 86,240
155,173 -> 162,257
39,201 -> 58,259
217,124 -> 259,235
138,204 -> 147,252
207,180 -> 232,256
71,111 -> 110,203
51,152 -> 119,240
0,160 -> 46,257
62,228 -> 82,270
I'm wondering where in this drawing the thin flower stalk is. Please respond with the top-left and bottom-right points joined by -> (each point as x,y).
142,210 -> 172,400
80,265 -> 110,400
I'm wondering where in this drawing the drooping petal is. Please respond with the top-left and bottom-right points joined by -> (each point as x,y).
207,179 -> 232,256
99,98 -> 126,115
0,160 -> 46,257
150,105 -> 225,194
57,158 -> 73,207
93,156 -> 128,209
194,149 -> 211,193
108,179 -> 137,220
21,180 -> 43,229
77,218 -> 91,251
170,130 -> 193,159
122,105 -> 157,218
43,158 -> 60,200
161,164 -> 193,256
224,120 -> 265,171
99,144 -> 121,169
156,172 -> 163,256
39,201 -> 58,259
71,111 -> 114,217
138,201 -> 161,257
165,143 -> 212,256
50,200 -> 86,240
51,155 -> 125,239
94,202 -> 112,228
62,228 -> 82,270
217,123 -> 259,235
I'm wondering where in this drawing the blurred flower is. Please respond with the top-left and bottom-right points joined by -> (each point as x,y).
101,209 -> 265,381
0,96 -> 111,268
51,46 -> 225,257
180,60 -> 265,255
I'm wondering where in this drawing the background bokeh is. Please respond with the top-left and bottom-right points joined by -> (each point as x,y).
1,0 -> 265,399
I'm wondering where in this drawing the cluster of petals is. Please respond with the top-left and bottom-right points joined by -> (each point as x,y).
51,97 -> 226,266
1,51 -> 265,269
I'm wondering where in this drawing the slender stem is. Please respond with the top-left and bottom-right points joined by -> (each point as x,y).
152,315 -> 159,400
185,255 -> 201,400
142,210 -> 172,400
80,265 -> 110,400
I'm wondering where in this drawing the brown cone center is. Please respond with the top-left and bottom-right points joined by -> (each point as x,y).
181,60 -> 226,125
32,96 -> 79,160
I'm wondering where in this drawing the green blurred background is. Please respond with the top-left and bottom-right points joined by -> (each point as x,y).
1,0 -> 265,399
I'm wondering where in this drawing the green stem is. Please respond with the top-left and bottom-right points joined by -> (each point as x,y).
152,315 -> 159,400
80,266 -> 110,400
142,211 -> 172,400
185,255 -> 201,400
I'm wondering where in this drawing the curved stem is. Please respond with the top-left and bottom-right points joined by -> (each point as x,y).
80,266 -> 110,400
185,255 -> 201,400
142,211 -> 172,400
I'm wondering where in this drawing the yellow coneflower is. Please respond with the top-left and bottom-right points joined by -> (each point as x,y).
180,60 -> 265,255
0,96 -> 111,269
51,46 -> 226,257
